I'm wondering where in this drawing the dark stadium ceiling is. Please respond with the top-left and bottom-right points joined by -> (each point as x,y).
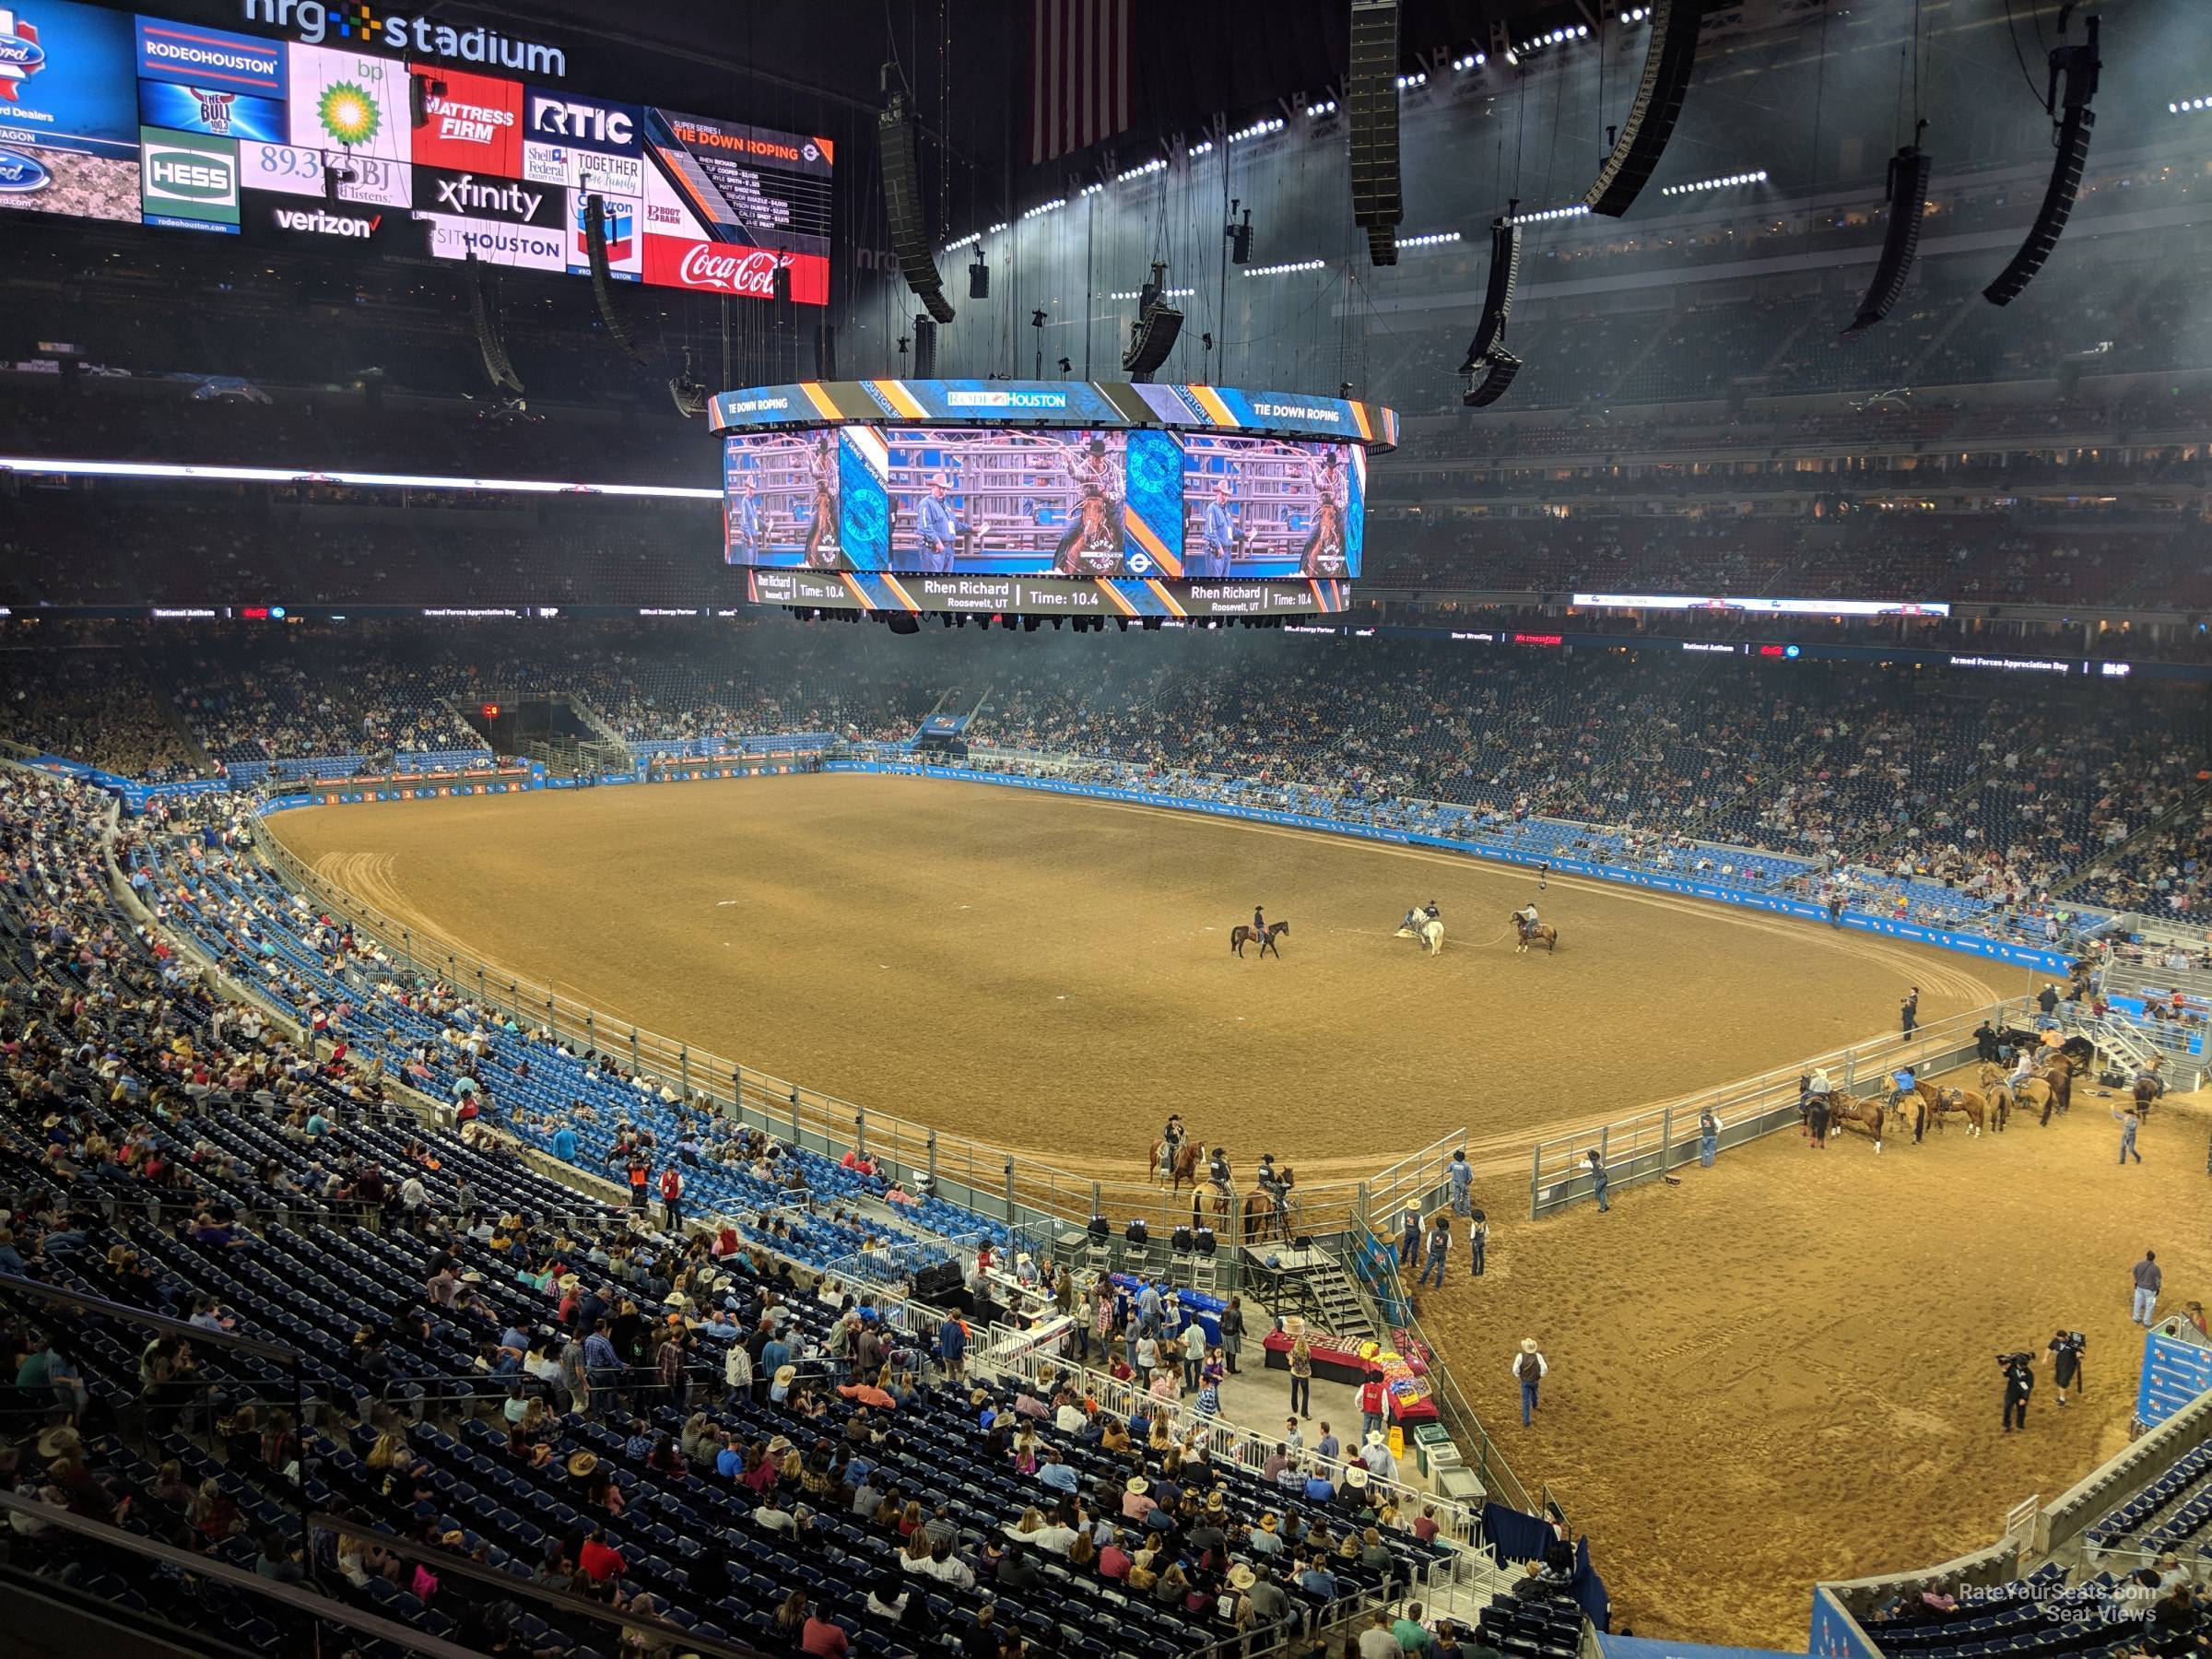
146,0 -> 1614,172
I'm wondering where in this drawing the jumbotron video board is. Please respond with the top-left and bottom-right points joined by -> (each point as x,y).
0,0 -> 830,300
710,379 -> 1398,618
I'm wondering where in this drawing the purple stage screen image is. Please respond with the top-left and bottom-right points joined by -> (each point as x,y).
724,430 -> 850,570
1182,433 -> 1358,580
887,427 -> 1126,576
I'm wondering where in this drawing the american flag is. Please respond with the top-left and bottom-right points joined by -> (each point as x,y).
1028,0 -> 1131,166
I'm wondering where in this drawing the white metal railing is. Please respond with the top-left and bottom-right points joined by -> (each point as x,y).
1530,998 -> 2033,1217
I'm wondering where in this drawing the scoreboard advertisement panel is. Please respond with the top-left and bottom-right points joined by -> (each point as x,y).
713,381 -> 1395,618
0,0 -> 832,298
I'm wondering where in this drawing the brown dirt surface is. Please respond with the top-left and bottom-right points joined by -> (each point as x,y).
271,773 -> 2171,1649
1418,1080 -> 2212,1648
269,772 -> 2013,1174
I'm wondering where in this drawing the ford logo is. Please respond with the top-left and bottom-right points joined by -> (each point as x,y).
0,147 -> 50,193
0,35 -> 45,72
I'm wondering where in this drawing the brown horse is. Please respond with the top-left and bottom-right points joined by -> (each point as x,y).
1512,916 -> 1559,955
1150,1138 -> 1203,1192
1984,1062 -> 2055,1127
1231,920 -> 1289,959
2133,1075 -> 2160,1121
1241,1171 -> 1298,1244
1827,1092 -> 1888,1152
1925,1087 -> 1987,1137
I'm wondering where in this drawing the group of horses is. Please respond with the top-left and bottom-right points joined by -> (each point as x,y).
1146,1138 -> 1300,1244
1814,1047 -> 2120,1151
1384,911 -> 1559,955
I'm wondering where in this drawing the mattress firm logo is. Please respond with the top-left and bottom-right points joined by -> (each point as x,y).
241,0 -> 566,77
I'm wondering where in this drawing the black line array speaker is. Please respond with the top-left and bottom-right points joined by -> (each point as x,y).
1460,218 -> 1520,371
1983,17 -> 2100,308
1582,0 -> 1702,219
1841,138 -> 1931,337
879,91 -> 955,325
1347,0 -> 1402,265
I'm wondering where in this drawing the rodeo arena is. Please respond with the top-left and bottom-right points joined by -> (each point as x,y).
11,6 -> 2212,1659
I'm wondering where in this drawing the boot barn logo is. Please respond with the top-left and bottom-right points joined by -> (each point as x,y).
242,0 -> 567,78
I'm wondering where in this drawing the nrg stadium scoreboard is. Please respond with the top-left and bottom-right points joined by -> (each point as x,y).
711,379 -> 1398,621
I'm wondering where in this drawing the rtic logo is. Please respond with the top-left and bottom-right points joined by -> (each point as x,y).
0,144 -> 47,189
148,149 -> 236,200
434,172 -> 541,219
0,8 -> 46,103
676,245 -> 783,295
528,95 -> 631,149
427,95 -> 514,146
275,206 -> 378,237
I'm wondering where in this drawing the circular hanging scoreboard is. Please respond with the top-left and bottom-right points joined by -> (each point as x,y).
709,379 -> 1397,620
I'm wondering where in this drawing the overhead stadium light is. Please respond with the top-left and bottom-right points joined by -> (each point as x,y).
1080,182 -> 1103,195
1107,287 -> 1195,300
1228,116 -> 1286,143
1021,197 -> 1066,220
1660,170 -> 1769,196
986,220 -> 1009,234
1503,204 -> 1590,226
1451,53 -> 1485,70
1842,131 -> 1932,336
1581,0 -> 1703,218
2172,97 -> 2210,113
1191,139 -> 1215,156
1242,259 -> 1326,276
1983,15 -> 2100,308
1118,157 -> 1166,182
1393,72 -> 1427,89
1398,230 -> 1462,249
1348,0 -> 1405,267
878,88 -> 955,326
1306,100 -> 1339,116
940,231 -> 981,256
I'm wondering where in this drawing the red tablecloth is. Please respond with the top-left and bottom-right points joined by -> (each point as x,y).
1261,1329 -> 1440,1425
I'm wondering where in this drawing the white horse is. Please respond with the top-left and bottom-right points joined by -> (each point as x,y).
1418,917 -> 1444,955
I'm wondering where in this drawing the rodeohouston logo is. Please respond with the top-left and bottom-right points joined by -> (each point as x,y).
0,145 -> 49,191
241,0 -> 567,78
0,8 -> 48,101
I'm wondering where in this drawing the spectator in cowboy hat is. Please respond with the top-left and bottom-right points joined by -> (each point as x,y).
1360,1429 -> 1398,1485
1512,1338 -> 1548,1426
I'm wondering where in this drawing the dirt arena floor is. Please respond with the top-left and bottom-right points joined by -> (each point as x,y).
271,773 -> 2018,1175
1422,1081 -> 2212,1648
271,776 -> 2196,1647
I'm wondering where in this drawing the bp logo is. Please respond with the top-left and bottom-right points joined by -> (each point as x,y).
316,78 -> 382,147
0,145 -> 49,192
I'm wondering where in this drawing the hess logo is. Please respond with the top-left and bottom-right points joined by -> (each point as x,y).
528,95 -> 630,148
149,150 -> 236,199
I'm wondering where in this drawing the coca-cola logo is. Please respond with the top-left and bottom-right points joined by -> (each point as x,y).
677,243 -> 782,294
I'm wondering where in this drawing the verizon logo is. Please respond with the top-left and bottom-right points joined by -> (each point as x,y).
434,173 -> 542,219
274,207 -> 380,238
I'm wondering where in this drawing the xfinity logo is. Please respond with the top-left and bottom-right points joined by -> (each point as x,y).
435,172 -> 540,219
241,0 -> 566,77
274,206 -> 378,238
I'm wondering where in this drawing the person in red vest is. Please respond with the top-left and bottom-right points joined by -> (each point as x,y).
1358,1369 -> 1390,1442
659,1163 -> 684,1229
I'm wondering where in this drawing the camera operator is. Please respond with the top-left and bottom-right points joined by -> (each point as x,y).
1999,1350 -> 2034,1433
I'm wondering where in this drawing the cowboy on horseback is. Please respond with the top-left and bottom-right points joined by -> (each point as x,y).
1208,1147 -> 1234,1206
2134,1057 -> 2166,1100
1256,1153 -> 1291,1236
1402,900 -> 1441,934
1159,1114 -> 1188,1180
